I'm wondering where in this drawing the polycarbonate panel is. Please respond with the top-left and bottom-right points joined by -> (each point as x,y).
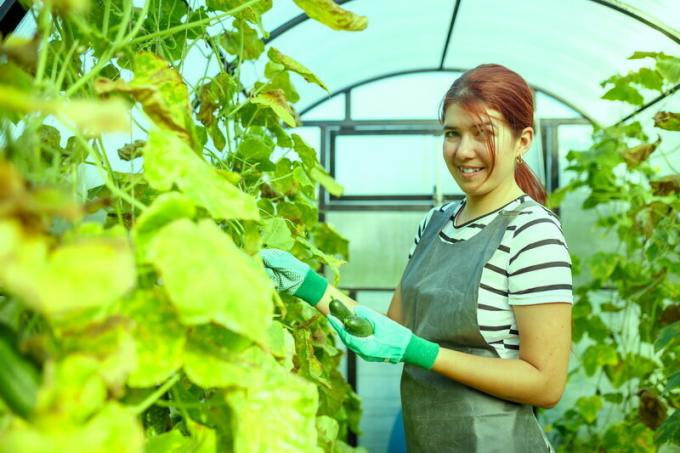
334,134 -> 441,195
620,0 -> 680,33
441,0 -> 680,126
324,211 -> 427,288
301,93 -> 346,121
557,124 -> 595,186
536,92 -> 581,119
351,72 -> 462,120
255,0 -> 455,113
261,0 -> 305,33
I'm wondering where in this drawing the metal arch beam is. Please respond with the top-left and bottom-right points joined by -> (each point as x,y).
264,0 -> 680,46
299,67 -> 598,125
439,0 -> 462,70
263,0 -> 356,44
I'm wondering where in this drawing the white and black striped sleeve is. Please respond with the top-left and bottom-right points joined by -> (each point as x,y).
507,210 -> 574,305
408,207 -> 438,260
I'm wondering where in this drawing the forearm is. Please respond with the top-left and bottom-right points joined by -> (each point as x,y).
431,348 -> 560,408
314,284 -> 360,316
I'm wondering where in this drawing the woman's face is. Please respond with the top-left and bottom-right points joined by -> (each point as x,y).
442,102 -> 530,199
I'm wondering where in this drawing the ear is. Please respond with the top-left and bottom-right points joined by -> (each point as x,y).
516,127 -> 534,157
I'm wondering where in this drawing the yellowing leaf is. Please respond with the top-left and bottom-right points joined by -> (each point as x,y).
95,51 -> 197,147
0,221 -> 136,320
119,291 -> 186,388
251,90 -> 297,127
0,85 -> 130,135
620,137 -> 661,169
143,130 -> 259,221
310,165 -> 344,196
292,0 -> 368,31
132,192 -> 195,261
226,365 -> 321,453
146,218 -> 273,344
267,48 -> 328,91
655,111 -> 680,131
0,402 -> 144,453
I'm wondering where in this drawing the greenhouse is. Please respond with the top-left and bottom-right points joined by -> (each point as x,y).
0,0 -> 678,451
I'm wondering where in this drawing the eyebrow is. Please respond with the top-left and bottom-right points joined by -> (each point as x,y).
443,122 -> 496,130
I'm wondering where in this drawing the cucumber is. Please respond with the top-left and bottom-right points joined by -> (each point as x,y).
329,299 -> 373,337
344,316 -> 373,337
329,299 -> 352,322
0,324 -> 40,419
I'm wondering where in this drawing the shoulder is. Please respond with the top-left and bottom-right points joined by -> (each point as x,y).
508,202 -> 565,243
417,200 -> 462,235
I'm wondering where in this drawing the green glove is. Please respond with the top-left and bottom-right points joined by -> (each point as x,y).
327,306 -> 440,369
259,248 -> 328,306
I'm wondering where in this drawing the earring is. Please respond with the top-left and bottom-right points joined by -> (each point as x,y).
516,155 -> 523,165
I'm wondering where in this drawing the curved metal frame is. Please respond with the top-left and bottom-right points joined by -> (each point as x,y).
265,0 -> 680,126
299,67 -> 597,124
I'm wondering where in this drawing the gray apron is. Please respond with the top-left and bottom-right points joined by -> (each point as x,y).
399,199 -> 550,453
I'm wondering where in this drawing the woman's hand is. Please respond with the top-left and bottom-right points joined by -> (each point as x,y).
259,248 -> 328,306
328,306 -> 440,369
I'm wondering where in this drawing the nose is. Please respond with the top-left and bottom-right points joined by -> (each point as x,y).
455,133 -> 477,160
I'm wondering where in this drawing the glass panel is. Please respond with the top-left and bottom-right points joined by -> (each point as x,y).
324,211 -> 427,288
351,72 -> 462,120
301,94 -> 346,121
443,0 -> 680,126
353,290 -> 403,453
261,0 -> 303,32
334,134 -> 440,195
557,125 -> 595,186
536,92 -> 580,119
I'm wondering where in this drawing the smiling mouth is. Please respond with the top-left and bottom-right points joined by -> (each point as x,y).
458,166 -> 485,174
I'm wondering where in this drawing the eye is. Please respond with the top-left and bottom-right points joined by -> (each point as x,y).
444,130 -> 459,138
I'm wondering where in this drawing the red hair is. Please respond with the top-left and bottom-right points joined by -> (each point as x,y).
439,64 -> 546,205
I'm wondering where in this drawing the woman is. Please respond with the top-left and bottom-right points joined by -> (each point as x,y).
261,64 -> 573,452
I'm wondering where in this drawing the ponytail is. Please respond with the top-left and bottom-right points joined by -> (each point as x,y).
514,161 -> 546,205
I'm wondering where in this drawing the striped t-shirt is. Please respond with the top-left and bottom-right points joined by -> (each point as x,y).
408,194 -> 574,359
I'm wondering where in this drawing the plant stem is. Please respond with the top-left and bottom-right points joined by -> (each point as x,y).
127,0 -> 264,47
132,373 -> 180,415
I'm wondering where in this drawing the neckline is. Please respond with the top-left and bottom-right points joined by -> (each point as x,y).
453,194 -> 529,228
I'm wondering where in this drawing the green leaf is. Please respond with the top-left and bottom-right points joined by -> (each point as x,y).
120,291 -> 186,388
268,47 -> 328,91
292,133 -> 321,169
225,365 -> 321,453
206,0 -> 273,25
602,80 -> 644,106
0,221 -> 136,320
310,166 -> 344,197
575,395 -> 603,424
292,0 -> 368,31
582,344 -> 618,376
588,252 -> 621,282
236,134 -> 274,162
656,409 -> 680,446
146,218 -> 273,343
220,20 -> 264,60
311,223 -> 349,261
251,89 -> 297,127
94,51 -> 198,148
655,321 -> 680,352
143,129 -> 259,221
182,324 -> 272,389
636,67 -> 664,92
657,54 -> 680,84
261,217 -> 295,250
132,192 -> 196,261
145,428 -> 193,452
664,371 -> 680,393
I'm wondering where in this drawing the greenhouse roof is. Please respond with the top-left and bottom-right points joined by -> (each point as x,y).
256,0 -> 680,126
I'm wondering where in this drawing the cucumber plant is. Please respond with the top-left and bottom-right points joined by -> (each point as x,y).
0,0 -> 369,451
